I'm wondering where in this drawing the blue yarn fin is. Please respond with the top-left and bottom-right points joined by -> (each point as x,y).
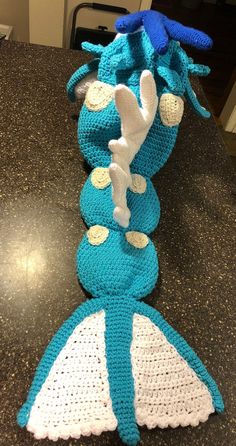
17,298 -> 106,431
66,58 -> 99,102
185,78 -> 211,118
143,10 -> 169,55
188,63 -> 211,77
115,10 -> 212,53
157,66 -> 183,95
133,301 -> 224,419
105,300 -> 140,446
81,41 -> 104,57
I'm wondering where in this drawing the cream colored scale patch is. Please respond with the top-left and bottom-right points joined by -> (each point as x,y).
91,168 -> 111,189
159,93 -> 184,127
85,81 -> 114,111
126,232 -> 149,249
87,225 -> 109,246
91,168 -> 147,195
130,174 -> 147,194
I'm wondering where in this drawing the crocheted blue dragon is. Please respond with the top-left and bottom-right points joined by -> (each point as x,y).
17,10 -> 223,446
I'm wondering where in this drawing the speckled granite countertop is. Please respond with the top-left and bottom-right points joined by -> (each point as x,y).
0,40 -> 235,446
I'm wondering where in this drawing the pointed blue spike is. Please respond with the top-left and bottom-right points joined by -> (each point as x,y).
188,63 -> 211,77
82,41 -> 104,57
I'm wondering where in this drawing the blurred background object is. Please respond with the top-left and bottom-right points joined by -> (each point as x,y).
0,0 -> 28,42
69,3 -> 130,50
0,24 -> 13,40
152,0 -> 236,157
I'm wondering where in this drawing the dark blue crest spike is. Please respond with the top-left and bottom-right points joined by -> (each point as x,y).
115,10 -> 213,55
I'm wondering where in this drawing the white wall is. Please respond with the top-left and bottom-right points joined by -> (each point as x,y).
29,0 -> 65,47
26,0 -> 152,48
27,0 -> 152,48
0,0 -> 29,42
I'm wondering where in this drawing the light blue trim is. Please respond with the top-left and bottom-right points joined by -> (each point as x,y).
17,298 -> 105,428
134,301 -> 224,413
105,299 -> 140,446
66,58 -> 99,102
185,77 -> 211,118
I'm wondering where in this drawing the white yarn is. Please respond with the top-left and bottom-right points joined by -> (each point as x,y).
27,311 -> 117,440
109,70 -> 158,228
131,314 -> 214,430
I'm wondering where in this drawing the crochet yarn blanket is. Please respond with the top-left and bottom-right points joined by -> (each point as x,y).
17,10 -> 224,446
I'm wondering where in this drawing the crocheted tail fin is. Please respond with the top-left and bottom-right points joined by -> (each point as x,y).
131,301 -> 224,430
17,300 -> 118,441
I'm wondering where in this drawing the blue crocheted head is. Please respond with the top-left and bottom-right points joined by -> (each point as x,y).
77,28 -> 210,178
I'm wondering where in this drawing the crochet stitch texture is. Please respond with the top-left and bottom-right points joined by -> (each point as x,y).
17,9 -> 224,446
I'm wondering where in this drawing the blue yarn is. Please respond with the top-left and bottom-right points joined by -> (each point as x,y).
17,298 -> 105,428
77,229 -> 159,300
186,79 -> 211,118
115,10 -> 213,54
81,41 -> 104,57
157,66 -> 183,95
97,30 -> 157,87
105,299 -> 140,446
135,301 -> 224,413
80,172 -> 160,234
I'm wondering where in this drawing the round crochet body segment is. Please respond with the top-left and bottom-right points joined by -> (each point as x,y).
80,170 -> 160,234
77,228 -> 158,300
78,85 -> 179,177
